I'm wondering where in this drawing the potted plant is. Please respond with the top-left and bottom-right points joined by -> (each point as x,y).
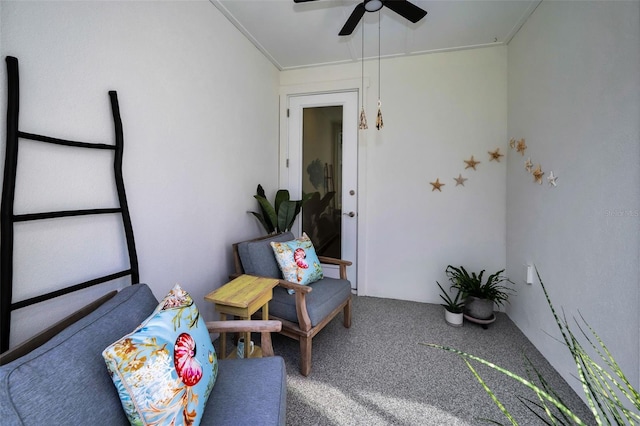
436,281 -> 464,327
446,265 -> 515,320
249,184 -> 313,234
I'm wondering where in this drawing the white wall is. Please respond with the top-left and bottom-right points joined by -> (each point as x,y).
281,46 -> 508,303
506,0 -> 640,395
0,1 -> 280,347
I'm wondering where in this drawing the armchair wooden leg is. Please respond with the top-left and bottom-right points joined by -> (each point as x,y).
299,336 -> 312,376
343,298 -> 352,329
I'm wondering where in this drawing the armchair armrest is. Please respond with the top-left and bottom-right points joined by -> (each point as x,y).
206,320 -> 281,334
318,256 -> 352,280
318,256 -> 352,266
274,279 -> 312,293
206,320 -> 282,357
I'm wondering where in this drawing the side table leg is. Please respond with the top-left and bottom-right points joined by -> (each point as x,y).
243,317 -> 250,358
261,303 -> 274,357
219,312 -> 227,359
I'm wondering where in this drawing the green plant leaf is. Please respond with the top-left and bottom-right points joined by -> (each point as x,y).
274,189 -> 290,215
463,358 -> 519,426
249,211 -> 269,234
254,195 -> 277,234
436,281 -> 464,312
423,343 -> 589,426
250,185 -> 313,235
277,200 -> 297,232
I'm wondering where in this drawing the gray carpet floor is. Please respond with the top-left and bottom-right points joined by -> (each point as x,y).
269,295 -> 594,426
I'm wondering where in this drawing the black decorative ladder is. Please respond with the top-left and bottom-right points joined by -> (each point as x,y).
1,56 -> 139,352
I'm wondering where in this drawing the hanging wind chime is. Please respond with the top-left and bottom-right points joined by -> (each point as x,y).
359,20 -> 368,130
376,12 -> 383,130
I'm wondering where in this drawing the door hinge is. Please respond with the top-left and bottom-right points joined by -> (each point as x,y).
287,108 -> 290,117
286,159 -> 289,168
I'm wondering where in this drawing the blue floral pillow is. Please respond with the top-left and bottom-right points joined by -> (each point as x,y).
103,284 -> 218,426
271,232 -> 323,289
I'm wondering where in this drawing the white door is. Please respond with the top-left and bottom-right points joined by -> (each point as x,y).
287,92 -> 358,291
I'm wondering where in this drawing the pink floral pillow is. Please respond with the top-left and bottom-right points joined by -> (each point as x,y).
103,284 -> 217,425
270,232 -> 323,288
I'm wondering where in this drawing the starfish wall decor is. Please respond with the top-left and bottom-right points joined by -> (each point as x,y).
509,136 -> 559,188
432,144 -> 510,194
430,178 -> 445,192
488,148 -> 504,162
454,174 -> 467,186
525,157 -> 533,172
532,164 -> 544,184
464,156 -> 480,170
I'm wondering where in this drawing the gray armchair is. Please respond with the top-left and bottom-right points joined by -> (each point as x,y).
232,232 -> 352,376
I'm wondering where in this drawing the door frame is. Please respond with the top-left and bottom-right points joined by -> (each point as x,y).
279,79 -> 368,294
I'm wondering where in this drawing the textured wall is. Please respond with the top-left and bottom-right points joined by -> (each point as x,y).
0,1 -> 280,347
506,0 -> 640,395
281,46 -> 508,303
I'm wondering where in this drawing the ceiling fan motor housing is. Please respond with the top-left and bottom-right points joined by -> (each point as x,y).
364,0 -> 384,13
294,0 -> 427,36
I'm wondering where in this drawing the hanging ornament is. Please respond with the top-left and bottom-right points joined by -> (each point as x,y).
359,107 -> 369,129
376,12 -> 383,131
358,16 -> 368,130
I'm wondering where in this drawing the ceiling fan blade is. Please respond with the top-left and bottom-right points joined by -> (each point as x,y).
383,0 -> 427,23
293,0 -> 318,3
339,3 -> 366,36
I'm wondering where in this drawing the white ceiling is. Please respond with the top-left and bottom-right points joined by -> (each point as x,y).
211,0 -> 541,71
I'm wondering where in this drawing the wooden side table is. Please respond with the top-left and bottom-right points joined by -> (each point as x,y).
204,275 -> 279,359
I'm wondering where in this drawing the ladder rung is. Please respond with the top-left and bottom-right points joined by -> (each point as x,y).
14,208 -> 122,222
18,131 -> 115,150
11,269 -> 134,310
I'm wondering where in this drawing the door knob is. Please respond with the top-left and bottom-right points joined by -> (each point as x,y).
344,211 -> 355,217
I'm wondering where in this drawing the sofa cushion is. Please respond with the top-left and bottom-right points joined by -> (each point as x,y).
270,232 -> 323,287
269,277 -> 352,327
102,284 -> 218,426
0,284 -> 158,426
204,357 -> 286,426
237,232 -> 294,278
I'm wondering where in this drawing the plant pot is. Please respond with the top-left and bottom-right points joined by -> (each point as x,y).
444,309 -> 464,327
464,296 -> 494,320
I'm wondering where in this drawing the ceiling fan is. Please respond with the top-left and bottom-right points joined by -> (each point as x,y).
293,0 -> 428,36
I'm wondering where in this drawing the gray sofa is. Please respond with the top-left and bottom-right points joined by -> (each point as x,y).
0,283 -> 287,425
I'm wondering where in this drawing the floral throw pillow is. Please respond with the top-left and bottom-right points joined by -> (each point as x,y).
270,232 -> 323,290
103,284 -> 218,426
